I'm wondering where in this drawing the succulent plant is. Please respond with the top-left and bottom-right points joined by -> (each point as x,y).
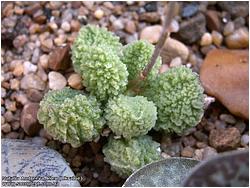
103,135 -> 161,178
105,95 -> 157,139
143,66 -> 205,134
37,88 -> 105,148
121,40 -> 162,86
71,25 -> 128,102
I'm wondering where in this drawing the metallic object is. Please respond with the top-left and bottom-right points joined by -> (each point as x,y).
123,158 -> 199,187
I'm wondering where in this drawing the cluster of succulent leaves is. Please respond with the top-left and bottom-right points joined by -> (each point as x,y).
38,25 -> 205,178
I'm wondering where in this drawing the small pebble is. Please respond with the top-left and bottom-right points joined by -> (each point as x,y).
94,9 -> 104,19
125,20 -> 136,34
241,134 -> 249,146
235,121 -> 246,134
225,27 -> 249,49
202,146 -> 218,160
169,57 -> 182,67
5,100 -> 16,112
220,114 -> 236,124
168,19 -> 179,33
211,30 -> 223,47
48,22 -> 58,32
1,116 -> 5,124
62,144 -> 71,154
61,21 -> 71,32
113,19 -> 124,30
193,149 -> 204,160
23,61 -> 38,75
72,155 -> 82,168
200,33 -> 212,46
13,64 -> 24,77
223,21 -> 235,36
140,25 -> 162,44
70,20 -> 81,32
39,54 -> 49,69
1,123 -> 11,133
5,132 -> 19,139
68,73 -> 83,90
181,146 -> 194,158
10,79 -> 20,90
215,120 -> 227,129
11,121 -> 20,131
48,71 -> 67,90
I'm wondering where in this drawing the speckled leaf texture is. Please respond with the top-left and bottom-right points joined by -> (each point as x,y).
71,25 -> 128,102
144,66 -> 205,134
105,95 -> 157,139
103,135 -> 161,178
37,88 -> 105,148
121,40 -> 162,87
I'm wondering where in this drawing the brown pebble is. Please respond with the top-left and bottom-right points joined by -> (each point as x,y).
225,28 -> 249,49
21,103 -> 42,136
70,20 -> 81,32
211,30 -> 223,47
48,44 -> 71,71
5,132 -> 19,139
125,20 -> 136,34
26,89 -> 43,102
62,144 -> 71,154
68,73 -> 83,90
1,123 -> 11,133
205,10 -> 221,31
181,146 -> 194,158
72,155 -> 83,168
11,121 -> 20,131
209,128 -> 241,151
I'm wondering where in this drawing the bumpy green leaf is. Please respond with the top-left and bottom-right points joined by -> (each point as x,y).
143,66 -> 205,134
71,25 -> 128,102
103,135 -> 161,178
105,95 -> 157,139
121,40 -> 162,86
37,88 -> 105,148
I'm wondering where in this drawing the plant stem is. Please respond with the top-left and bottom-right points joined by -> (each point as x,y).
142,2 -> 177,78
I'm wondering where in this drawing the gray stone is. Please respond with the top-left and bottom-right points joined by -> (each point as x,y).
177,13 -> 206,44
218,2 -> 249,18
1,139 -> 80,187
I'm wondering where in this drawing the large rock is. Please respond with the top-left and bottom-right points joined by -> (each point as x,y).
200,49 -> 249,119
1,139 -> 80,187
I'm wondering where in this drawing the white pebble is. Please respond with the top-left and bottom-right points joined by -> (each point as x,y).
168,19 -> 179,33
200,33 -> 212,46
241,135 -> 249,146
48,71 -> 67,90
23,61 -> 37,75
61,21 -> 71,32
